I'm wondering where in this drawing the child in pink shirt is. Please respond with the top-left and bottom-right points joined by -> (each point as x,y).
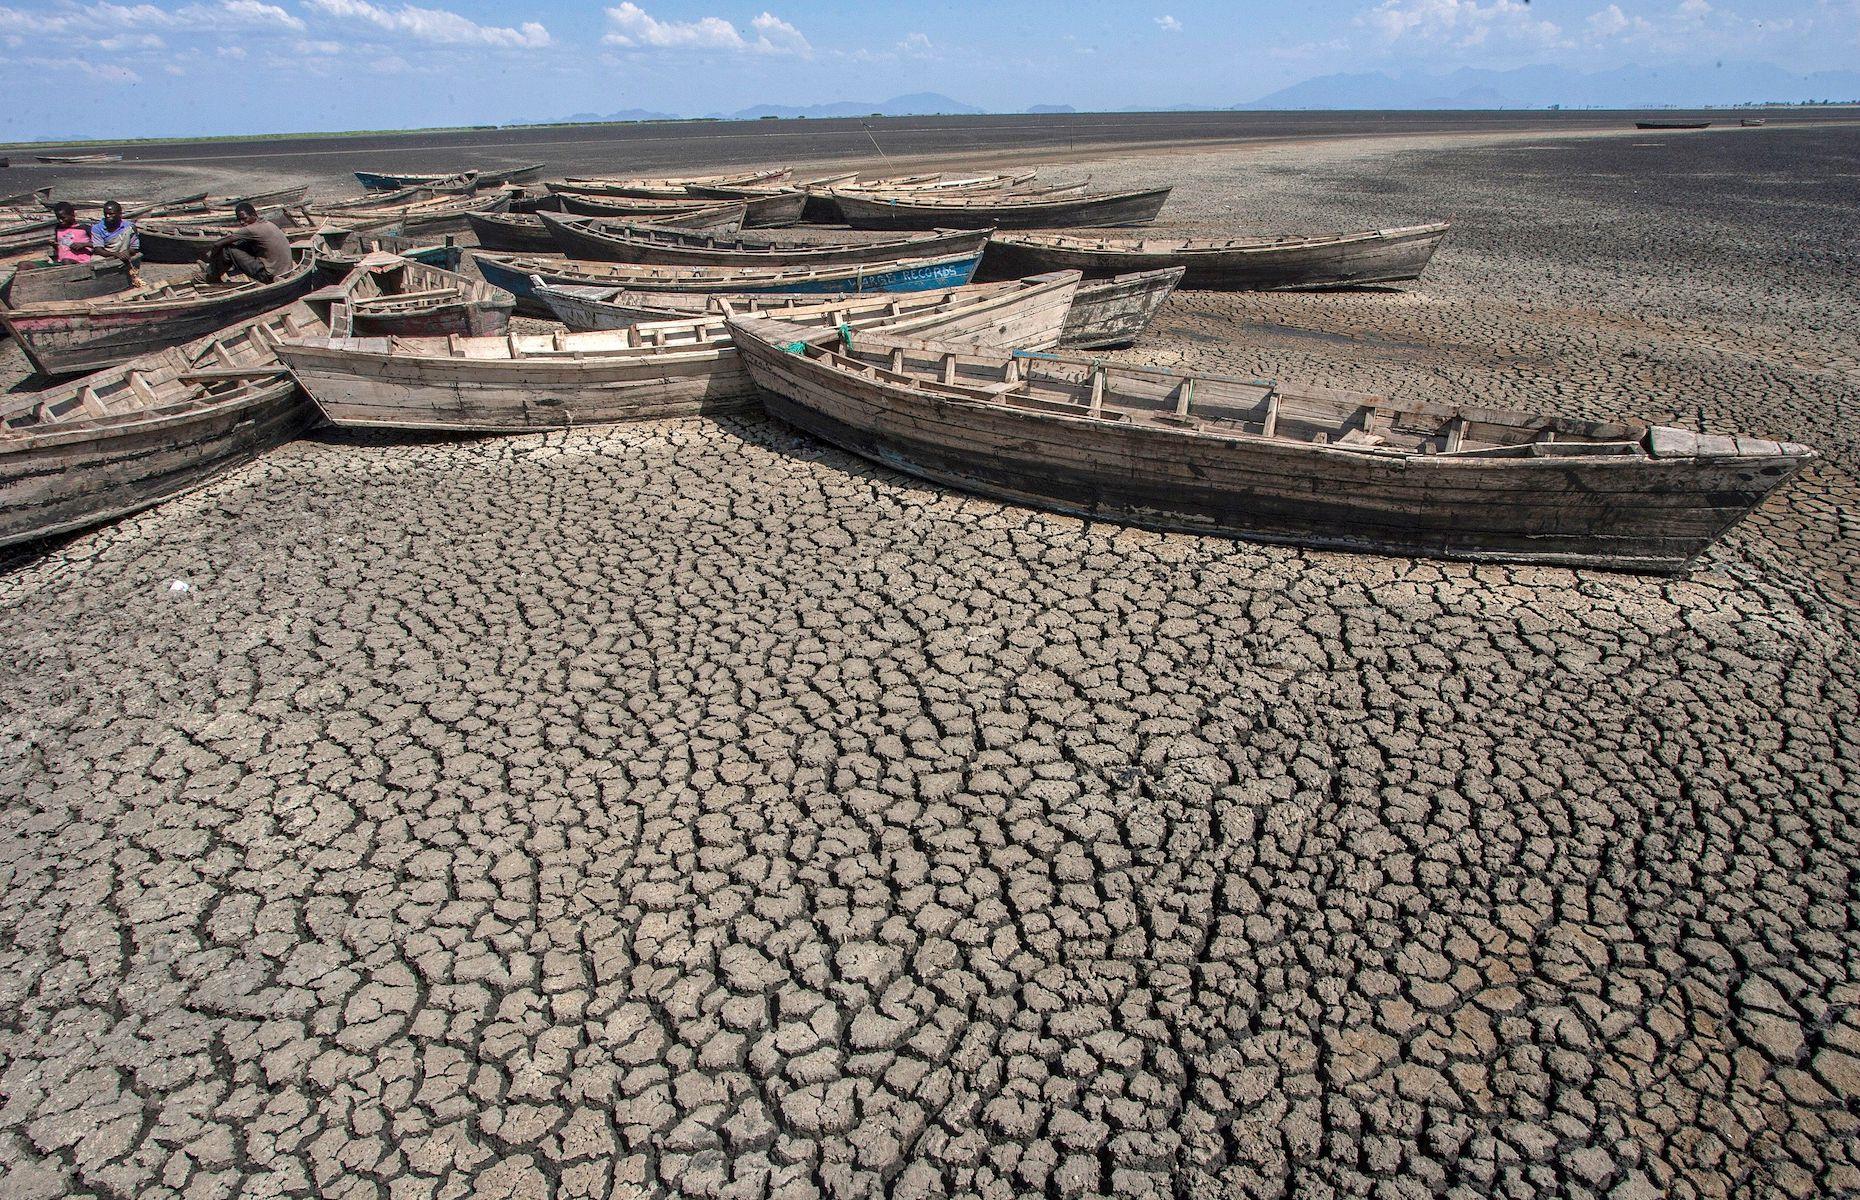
51,202 -> 93,263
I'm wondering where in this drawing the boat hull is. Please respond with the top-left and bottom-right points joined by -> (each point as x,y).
544,226 -> 991,269
1060,269 -> 1183,349
982,225 -> 1449,289
473,252 -> 983,316
685,187 -> 806,228
3,258 -> 139,307
465,211 -> 559,253
1,265 -> 317,377
835,188 -> 1171,230
283,275 -> 1075,433
736,334 -> 1807,574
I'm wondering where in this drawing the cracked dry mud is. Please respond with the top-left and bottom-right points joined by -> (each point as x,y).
2,125 -> 1857,1199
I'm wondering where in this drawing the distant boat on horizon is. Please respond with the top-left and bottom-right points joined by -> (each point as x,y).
1635,120 -> 1712,130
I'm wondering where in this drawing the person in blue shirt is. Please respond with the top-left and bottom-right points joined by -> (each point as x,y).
89,201 -> 141,285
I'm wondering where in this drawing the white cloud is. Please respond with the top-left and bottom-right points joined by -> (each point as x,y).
602,3 -> 810,53
304,0 -> 550,47
1362,0 -> 1565,47
1586,3 -> 1652,36
1156,14 -> 1182,31
1677,0 -> 1711,15
10,54 -> 141,81
896,30 -> 933,56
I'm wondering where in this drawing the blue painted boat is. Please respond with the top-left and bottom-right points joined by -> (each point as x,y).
471,250 -> 982,316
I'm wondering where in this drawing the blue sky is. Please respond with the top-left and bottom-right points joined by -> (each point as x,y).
1,0 -> 1856,139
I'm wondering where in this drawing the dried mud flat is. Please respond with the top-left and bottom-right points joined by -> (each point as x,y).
1,124 -> 1857,1200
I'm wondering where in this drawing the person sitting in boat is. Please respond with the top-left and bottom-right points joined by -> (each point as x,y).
89,200 -> 141,285
203,202 -> 292,285
49,202 -> 92,263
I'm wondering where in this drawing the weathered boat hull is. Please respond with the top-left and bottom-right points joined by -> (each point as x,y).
835,188 -> 1171,230
279,274 -> 1076,433
473,250 -> 983,316
982,224 -> 1451,289
733,326 -> 1813,573
1636,121 -> 1711,129
554,193 -> 750,222
0,262 -> 317,377
465,211 -> 559,253
1060,269 -> 1184,349
684,186 -> 806,228
35,153 -> 122,164
0,301 -> 325,547
538,224 -> 991,269
3,258 -> 139,307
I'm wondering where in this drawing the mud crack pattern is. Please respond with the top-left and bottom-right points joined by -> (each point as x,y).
1,127 -> 1856,1199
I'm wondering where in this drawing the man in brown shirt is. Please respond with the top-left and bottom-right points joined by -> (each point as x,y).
205,202 -> 294,284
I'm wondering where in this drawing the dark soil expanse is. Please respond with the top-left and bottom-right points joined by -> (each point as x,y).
0,120 -> 1856,1200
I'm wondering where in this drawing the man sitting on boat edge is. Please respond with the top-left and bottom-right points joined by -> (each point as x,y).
202,201 -> 292,285
89,200 -> 142,285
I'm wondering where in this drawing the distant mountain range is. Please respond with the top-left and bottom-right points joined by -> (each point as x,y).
529,64 -> 1857,129
727,93 -> 981,120
1235,63 -> 1860,109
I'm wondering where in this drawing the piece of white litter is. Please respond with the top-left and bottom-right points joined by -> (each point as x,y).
166,580 -> 191,594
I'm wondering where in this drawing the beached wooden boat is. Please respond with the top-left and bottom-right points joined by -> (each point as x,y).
1740,118 -> 1767,127
835,187 -> 1172,231
464,211 -> 563,254
0,300 -> 325,547
307,229 -> 464,283
0,192 -> 206,257
803,173 -> 1038,223
535,214 -> 990,267
550,169 -> 791,200
1061,269 -> 1183,349
0,187 -> 52,209
218,185 -> 311,209
35,153 -> 122,164
471,248 -> 984,316
730,320 -> 1814,572
0,256 -> 317,377
553,192 -> 752,222
308,252 -> 513,338
319,190 -> 512,238
541,267 -> 1181,350
1636,120 -> 1711,130
2,258 -> 140,307
982,223 -> 1451,290
353,164 -> 542,190
682,184 -> 806,228
135,215 -> 311,264
277,272 -> 1079,433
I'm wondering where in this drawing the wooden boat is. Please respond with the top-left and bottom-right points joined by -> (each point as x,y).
554,192 -> 752,222
276,272 -> 1079,434
1740,118 -> 1767,127
135,213 -> 315,264
0,187 -> 52,209
549,169 -> 791,199
1636,120 -> 1711,130
0,299 -> 325,548
1061,269 -> 1183,349
682,184 -> 806,228
306,251 -> 512,338
35,153 -> 122,164
730,320 -> 1813,573
543,268 -> 1181,349
535,214 -> 990,267
0,256 -> 317,377
471,248 -> 984,316
354,164 -> 542,190
2,258 -> 140,308
311,191 -> 511,239
307,229 -> 465,283
803,173 -> 1037,223
982,223 -> 1451,290
534,273 -> 1069,334
217,185 -> 311,209
465,211 -> 563,254
835,187 -> 1172,231
312,176 -> 480,215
